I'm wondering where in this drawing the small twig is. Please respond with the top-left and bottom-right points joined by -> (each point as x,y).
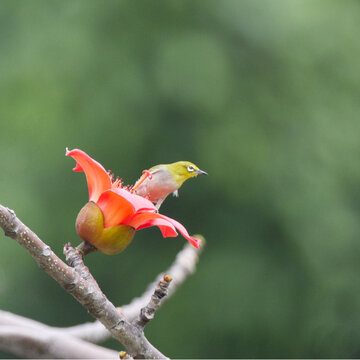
136,275 -> 172,328
76,240 -> 98,256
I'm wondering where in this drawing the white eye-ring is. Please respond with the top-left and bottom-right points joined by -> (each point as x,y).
187,165 -> 195,172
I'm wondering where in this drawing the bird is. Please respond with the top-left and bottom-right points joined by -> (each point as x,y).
133,161 -> 207,209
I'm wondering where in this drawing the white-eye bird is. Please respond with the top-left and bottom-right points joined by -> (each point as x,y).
134,161 -> 207,209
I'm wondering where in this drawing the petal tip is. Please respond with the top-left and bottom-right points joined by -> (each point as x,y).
66,148 -> 79,157
191,234 -> 205,249
192,238 -> 201,248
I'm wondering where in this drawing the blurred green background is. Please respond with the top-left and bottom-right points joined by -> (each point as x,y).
1,0 -> 360,358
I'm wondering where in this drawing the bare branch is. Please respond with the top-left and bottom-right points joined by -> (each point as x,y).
136,275 -> 172,328
0,311 -> 119,358
0,325 -> 118,359
0,204 -> 167,359
63,239 -> 204,343
0,310 -> 49,331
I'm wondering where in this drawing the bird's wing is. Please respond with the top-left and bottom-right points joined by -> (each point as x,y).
149,168 -> 162,175
148,164 -> 165,174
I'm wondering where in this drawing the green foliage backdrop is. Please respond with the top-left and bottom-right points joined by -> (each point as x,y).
1,0 -> 360,357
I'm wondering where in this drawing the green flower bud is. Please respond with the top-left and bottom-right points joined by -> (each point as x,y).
76,201 -> 135,255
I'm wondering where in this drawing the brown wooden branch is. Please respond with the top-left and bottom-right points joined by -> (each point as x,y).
0,204 -> 167,359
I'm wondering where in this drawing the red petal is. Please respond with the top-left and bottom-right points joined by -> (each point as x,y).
125,212 -> 172,228
159,215 -> 201,248
124,212 -> 200,248
97,189 -> 135,228
124,212 -> 178,237
110,188 -> 157,213
138,219 -> 178,238
66,148 -> 112,202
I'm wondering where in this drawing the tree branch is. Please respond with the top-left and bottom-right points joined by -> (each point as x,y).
0,204 -> 166,359
0,239 -> 204,357
0,324 -> 118,359
63,239 -> 204,343
0,310 -> 120,358
136,274 -> 172,328
0,310 -> 49,330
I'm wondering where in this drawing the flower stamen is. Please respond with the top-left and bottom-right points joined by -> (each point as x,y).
111,176 -> 123,189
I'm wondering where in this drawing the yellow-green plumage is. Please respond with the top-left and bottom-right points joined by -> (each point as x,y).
135,161 -> 207,209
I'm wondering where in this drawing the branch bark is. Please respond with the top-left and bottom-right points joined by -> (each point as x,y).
0,204 -> 166,359
0,238 -> 204,357
0,203 -> 204,358
64,242 -> 102,293
63,239 -> 204,343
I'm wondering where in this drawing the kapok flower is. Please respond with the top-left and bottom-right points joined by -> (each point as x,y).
66,148 -> 201,255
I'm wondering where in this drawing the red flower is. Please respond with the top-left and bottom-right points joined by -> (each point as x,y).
66,148 -> 201,254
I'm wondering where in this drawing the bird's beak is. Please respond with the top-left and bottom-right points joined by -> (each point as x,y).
196,169 -> 208,175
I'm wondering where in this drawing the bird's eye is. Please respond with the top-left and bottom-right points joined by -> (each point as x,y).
187,165 -> 194,172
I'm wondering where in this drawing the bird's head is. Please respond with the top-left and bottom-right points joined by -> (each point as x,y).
166,161 -> 208,186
